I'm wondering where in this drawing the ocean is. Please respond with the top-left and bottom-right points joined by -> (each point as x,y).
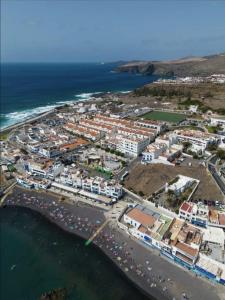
0,207 -> 151,300
0,62 -> 157,128
0,63 -> 156,300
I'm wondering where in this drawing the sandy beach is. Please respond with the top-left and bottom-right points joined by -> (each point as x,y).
2,186 -> 225,300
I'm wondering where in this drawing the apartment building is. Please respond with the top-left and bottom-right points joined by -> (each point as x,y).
116,135 -> 149,157
143,144 -> 182,164
162,219 -> 202,266
16,175 -> 51,190
57,171 -> 123,199
79,119 -> 113,134
22,158 -> 63,179
135,119 -> 166,134
64,122 -> 100,141
142,143 -> 168,162
174,130 -> 218,150
39,145 -> 61,158
94,114 -> 157,139
210,117 -> 225,128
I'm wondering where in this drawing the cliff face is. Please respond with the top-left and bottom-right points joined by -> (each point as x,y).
116,53 -> 225,76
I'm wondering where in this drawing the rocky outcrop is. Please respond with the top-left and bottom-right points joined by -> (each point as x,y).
38,288 -> 67,300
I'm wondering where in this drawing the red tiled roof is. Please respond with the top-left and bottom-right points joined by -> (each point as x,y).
175,242 -> 198,257
219,213 -> 225,226
127,208 -> 156,228
180,202 -> 193,213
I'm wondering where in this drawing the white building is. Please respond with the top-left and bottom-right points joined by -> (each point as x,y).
135,119 -> 166,134
39,146 -> 61,158
179,202 -> 209,227
23,159 -> 63,179
57,172 -> 123,199
210,117 -> 225,129
189,105 -> 198,113
174,130 -> 218,150
155,133 -> 177,147
16,175 -> 51,190
64,123 -> 99,141
142,133 -> 182,164
117,135 -> 149,157
142,143 -> 167,162
168,175 -> 196,195
123,205 -> 172,249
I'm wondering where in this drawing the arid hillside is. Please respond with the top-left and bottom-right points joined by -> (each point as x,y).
116,53 -> 225,77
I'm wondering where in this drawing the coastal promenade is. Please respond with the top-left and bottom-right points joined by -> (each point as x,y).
0,109 -> 55,134
1,186 -> 225,300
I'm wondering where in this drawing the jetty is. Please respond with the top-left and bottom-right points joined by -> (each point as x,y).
85,219 -> 110,246
0,181 -> 17,206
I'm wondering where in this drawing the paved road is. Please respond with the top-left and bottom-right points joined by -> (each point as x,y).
0,109 -> 55,133
208,156 -> 225,197
114,156 -> 141,181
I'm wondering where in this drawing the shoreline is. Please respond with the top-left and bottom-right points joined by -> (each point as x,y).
2,194 -> 161,300
2,204 -> 155,300
0,90 -> 122,133
0,109 -> 57,134
2,187 -> 225,300
0,93 -> 100,133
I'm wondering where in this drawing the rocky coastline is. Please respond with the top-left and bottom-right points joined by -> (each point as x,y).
116,53 -> 225,77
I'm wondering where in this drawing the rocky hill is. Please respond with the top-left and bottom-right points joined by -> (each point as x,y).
116,53 -> 225,77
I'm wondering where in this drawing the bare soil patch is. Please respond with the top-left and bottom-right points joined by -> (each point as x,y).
124,163 -> 224,201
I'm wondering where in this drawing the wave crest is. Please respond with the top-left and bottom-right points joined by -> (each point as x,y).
0,90 -> 130,129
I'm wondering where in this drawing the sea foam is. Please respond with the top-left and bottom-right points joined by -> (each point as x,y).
0,90 -> 130,129
0,91 -> 102,129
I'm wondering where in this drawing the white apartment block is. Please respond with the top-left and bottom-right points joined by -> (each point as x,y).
23,160 -> 63,179
94,115 -> 157,139
174,130 -> 218,150
39,146 -> 61,158
64,123 -> 99,141
94,114 -> 132,128
57,172 -> 123,199
210,117 -> 225,128
116,127 -> 153,142
135,119 -> 166,134
79,119 -> 113,134
155,133 -> 178,147
116,135 -> 149,157
142,143 -> 167,162
142,133 -> 182,164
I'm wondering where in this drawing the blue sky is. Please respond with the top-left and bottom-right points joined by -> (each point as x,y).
1,0 -> 225,62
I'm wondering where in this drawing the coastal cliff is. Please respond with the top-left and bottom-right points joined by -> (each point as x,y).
116,53 -> 225,77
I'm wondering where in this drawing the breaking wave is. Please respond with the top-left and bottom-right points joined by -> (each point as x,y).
0,91 -> 102,129
74,92 -> 104,99
0,90 -> 132,129
0,105 -> 58,129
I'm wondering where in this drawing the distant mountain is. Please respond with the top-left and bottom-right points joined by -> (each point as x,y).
116,53 -> 225,77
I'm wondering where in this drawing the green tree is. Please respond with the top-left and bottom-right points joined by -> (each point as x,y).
216,149 -> 225,160
207,143 -> 218,152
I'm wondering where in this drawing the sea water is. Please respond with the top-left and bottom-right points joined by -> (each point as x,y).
0,207 -> 152,300
0,62 -> 158,128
